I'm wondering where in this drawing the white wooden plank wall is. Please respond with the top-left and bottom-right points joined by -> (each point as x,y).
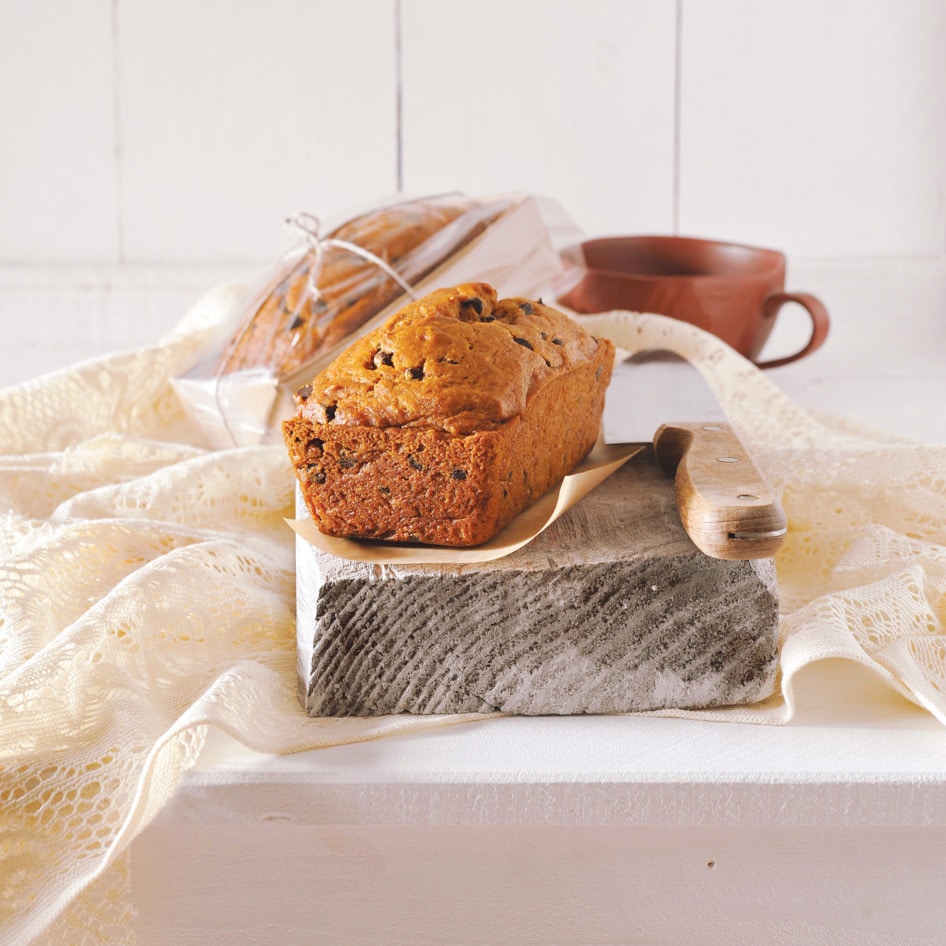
1,0 -> 944,438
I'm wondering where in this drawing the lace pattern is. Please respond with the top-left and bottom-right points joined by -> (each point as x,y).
2,292 -> 945,941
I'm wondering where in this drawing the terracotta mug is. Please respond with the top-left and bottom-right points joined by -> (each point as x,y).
558,235 -> 830,369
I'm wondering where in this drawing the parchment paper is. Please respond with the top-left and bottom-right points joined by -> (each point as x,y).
286,440 -> 643,564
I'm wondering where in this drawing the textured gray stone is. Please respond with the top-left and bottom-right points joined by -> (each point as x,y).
296,449 -> 779,716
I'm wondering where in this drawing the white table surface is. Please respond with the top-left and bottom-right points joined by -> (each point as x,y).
184,659 -> 946,826
3,259 -> 946,943
129,660 -> 946,945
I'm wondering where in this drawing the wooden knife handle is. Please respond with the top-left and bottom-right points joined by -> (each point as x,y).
652,422 -> 787,560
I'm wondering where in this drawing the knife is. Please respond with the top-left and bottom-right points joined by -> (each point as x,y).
602,349 -> 787,560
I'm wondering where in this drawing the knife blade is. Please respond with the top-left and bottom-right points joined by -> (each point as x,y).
602,349 -> 787,560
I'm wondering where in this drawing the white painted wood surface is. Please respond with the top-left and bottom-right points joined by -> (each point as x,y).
0,263 -> 250,387
0,1 -> 118,260
2,2 -> 944,262
679,0 -> 946,257
117,1 -> 399,262
400,0 -> 677,238
767,258 -> 946,446
129,659 -> 946,944
131,824 -> 946,944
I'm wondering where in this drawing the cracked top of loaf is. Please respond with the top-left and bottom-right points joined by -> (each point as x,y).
291,282 -> 605,437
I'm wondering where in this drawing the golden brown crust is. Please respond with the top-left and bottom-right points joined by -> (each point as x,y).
293,283 -> 602,435
283,283 -> 614,547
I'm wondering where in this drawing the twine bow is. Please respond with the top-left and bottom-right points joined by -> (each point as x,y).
285,211 -> 421,305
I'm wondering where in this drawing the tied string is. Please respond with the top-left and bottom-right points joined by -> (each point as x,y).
285,211 -> 421,307
213,211 -> 422,447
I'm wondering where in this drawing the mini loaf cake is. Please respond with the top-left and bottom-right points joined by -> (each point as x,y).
282,282 -> 615,547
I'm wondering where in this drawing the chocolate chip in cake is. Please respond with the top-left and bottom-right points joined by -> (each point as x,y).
480,315 -> 495,323
513,337 -> 534,351
379,486 -> 391,495
296,383 -> 313,400
450,469 -> 467,480
552,338 -> 563,346
460,297 -> 484,315
338,448 -> 356,469
408,455 -> 424,471
519,302 -> 534,314
373,350 -> 395,368
289,314 -> 305,331
406,364 -> 425,380
313,472 -> 326,483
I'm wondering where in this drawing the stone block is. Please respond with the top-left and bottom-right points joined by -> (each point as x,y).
295,449 -> 779,716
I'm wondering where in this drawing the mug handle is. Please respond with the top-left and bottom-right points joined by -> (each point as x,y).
756,291 -> 830,369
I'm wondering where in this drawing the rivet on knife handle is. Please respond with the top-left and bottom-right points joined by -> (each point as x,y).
652,422 -> 787,560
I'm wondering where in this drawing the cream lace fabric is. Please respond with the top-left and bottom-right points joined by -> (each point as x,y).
1,286 -> 944,942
